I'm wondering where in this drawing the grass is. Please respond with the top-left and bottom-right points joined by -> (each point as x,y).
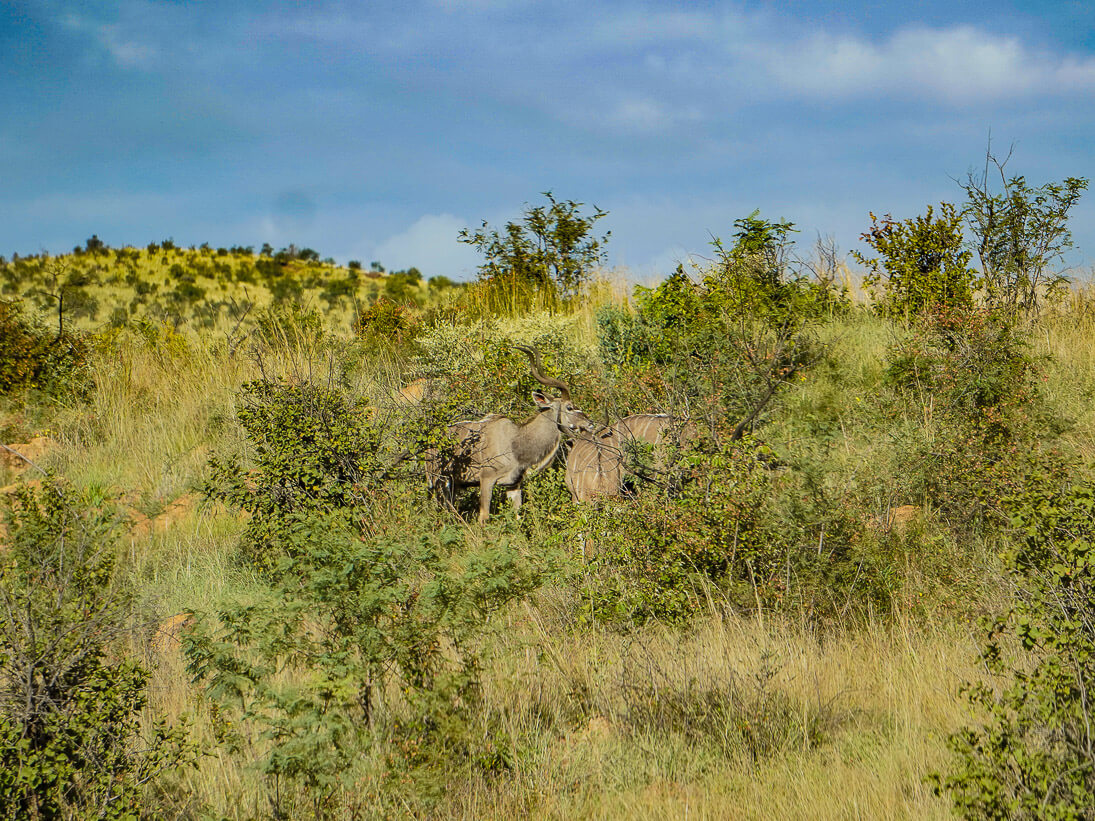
6,253 -> 1095,817
398,607 -> 980,819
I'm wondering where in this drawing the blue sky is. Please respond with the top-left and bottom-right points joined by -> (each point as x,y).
2,0 -> 1093,280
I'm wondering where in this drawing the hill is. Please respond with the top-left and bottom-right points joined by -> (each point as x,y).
0,237 -> 451,334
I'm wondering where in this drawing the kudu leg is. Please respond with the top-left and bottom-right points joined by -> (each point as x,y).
506,488 -> 523,517
478,476 -> 498,524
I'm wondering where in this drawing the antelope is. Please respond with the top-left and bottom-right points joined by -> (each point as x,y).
565,414 -> 696,502
566,374 -> 792,502
426,345 -> 594,523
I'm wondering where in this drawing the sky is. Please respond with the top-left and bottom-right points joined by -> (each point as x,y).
2,0 -> 1093,281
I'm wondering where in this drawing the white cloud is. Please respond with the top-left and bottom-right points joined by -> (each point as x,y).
603,98 -> 701,133
61,13 -> 157,68
758,25 -> 1095,101
372,214 -> 482,280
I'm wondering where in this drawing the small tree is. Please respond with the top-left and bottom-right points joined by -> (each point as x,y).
936,471 -> 1095,817
853,203 -> 977,316
458,191 -> 609,299
0,480 -> 191,819
961,147 -> 1087,313
720,209 -> 797,292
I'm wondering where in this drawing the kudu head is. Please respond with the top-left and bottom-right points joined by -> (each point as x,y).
515,344 -> 595,435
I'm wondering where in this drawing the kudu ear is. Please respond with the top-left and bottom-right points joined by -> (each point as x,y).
532,390 -> 552,408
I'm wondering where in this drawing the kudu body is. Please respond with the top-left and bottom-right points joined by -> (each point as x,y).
565,414 -> 696,502
565,374 -> 791,502
426,346 -> 594,523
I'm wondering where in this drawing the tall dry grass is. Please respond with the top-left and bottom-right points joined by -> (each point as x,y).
14,268 -> 1095,818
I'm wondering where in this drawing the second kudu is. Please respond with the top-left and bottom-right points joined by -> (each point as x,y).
566,374 -> 793,502
565,414 -> 696,502
426,345 -> 595,523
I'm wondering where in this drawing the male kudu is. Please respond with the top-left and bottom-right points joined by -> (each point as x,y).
426,345 -> 594,523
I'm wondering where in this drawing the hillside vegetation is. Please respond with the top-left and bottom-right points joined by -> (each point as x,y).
2,182 -> 1095,819
0,238 -> 450,336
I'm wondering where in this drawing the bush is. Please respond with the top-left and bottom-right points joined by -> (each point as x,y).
936,469 -> 1095,818
578,430 -> 890,626
853,203 -> 977,316
193,374 -> 545,814
356,298 -> 420,349
206,377 -> 388,573
0,480 -> 191,819
610,258 -> 819,433
884,306 -> 1045,527
0,299 -> 89,398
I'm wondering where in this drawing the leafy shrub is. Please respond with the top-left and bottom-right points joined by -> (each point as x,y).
885,306 -> 1045,527
206,378 -> 388,572
188,514 -> 543,815
578,431 -> 890,626
0,480 -> 192,819
0,299 -> 89,398
269,274 -> 304,303
936,469 -> 1095,818
606,259 -> 819,434
356,298 -> 419,348
193,374 -> 545,814
853,203 -> 977,316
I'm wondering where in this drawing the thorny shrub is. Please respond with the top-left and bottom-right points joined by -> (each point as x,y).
936,468 -> 1095,819
0,479 -> 193,819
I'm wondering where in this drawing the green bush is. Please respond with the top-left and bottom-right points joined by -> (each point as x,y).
0,299 -> 89,398
356,298 -> 420,349
206,377 -> 388,573
193,374 -> 545,814
611,259 -> 820,434
936,469 -> 1095,818
853,203 -> 977,316
578,431 -> 890,627
0,480 -> 192,819
885,306 -> 1045,527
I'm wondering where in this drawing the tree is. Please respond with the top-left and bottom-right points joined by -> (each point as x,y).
0,480 -> 191,818
852,203 -> 977,316
961,146 -> 1087,313
720,209 -> 797,292
83,234 -> 106,255
458,191 -> 609,299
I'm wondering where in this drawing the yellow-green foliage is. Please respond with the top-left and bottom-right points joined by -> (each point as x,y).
0,243 -> 441,334
5,251 -> 1095,818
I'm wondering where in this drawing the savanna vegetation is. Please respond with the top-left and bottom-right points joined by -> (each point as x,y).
2,172 -> 1095,818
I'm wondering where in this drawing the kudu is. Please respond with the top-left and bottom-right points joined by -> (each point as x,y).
426,345 -> 594,523
566,376 -> 790,502
565,414 -> 696,502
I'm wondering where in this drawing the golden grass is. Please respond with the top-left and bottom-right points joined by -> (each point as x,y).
12,271 -> 1095,818
422,604 -> 980,820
